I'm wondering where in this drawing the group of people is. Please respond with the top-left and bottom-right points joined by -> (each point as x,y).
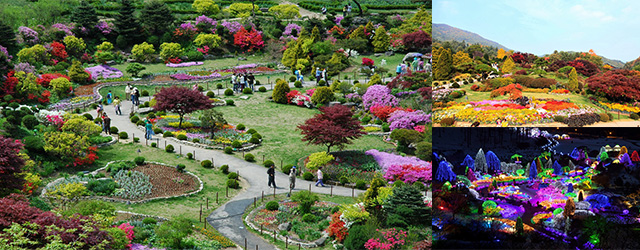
342,4 -> 352,16
396,57 -> 427,75
267,165 -> 325,190
96,104 -> 112,135
314,67 -> 328,85
125,83 -> 141,106
231,72 -> 255,93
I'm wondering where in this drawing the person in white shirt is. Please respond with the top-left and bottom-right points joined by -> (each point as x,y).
289,166 -> 297,190
125,84 -> 132,100
315,167 -> 325,187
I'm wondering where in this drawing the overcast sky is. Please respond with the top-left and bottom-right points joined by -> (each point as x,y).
433,0 -> 640,62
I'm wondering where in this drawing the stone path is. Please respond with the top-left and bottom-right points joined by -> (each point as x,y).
96,79 -> 366,249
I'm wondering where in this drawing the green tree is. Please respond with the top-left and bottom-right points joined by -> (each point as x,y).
349,26 -> 366,40
272,79 -> 290,104
50,77 -> 72,97
131,42 -> 156,62
61,116 -> 102,137
311,26 -> 321,43
63,36 -> 86,58
516,216 -> 524,236
140,0 -> 175,36
16,44 -> 48,65
192,0 -> 221,16
70,1 -> 98,32
385,185 -> 429,227
126,63 -> 146,77
200,108 -> 227,138
159,42 -> 184,60
502,56 -> 516,74
193,33 -> 222,49
311,86 -> 335,105
268,4 -> 300,19
433,47 -> 452,80
396,7 -> 430,34
371,26 -> 390,53
0,20 -> 17,55
114,0 -> 143,48
68,60 -> 90,84
568,67 -> 579,92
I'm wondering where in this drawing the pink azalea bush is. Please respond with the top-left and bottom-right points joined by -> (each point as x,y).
170,72 -> 222,80
281,23 -> 302,40
362,85 -> 398,110
387,110 -> 431,131
85,65 -> 123,79
234,63 -> 257,69
166,61 -> 204,67
116,222 -> 135,248
364,228 -> 407,250
221,20 -> 243,33
365,149 -> 430,172
383,164 -> 431,183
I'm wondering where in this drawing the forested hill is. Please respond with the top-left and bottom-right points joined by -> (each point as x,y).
433,23 -> 509,51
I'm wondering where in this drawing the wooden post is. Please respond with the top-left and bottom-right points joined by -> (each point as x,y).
245,238 -> 247,249
216,192 -> 218,203
262,155 -> 265,163
199,204 -> 202,222
273,187 -> 276,198
145,138 -> 148,146
299,243 -> 301,250
308,184 -> 311,192
164,140 -> 166,148
226,186 -> 228,197
193,150 -> 196,159
280,160 -> 283,168
352,187 -> 354,198
204,219 -> 206,229
242,151 -> 245,158
256,245 -> 258,250
262,191 -> 264,201
286,237 -> 288,248
132,133 -> 134,140
260,224 -> 263,234
273,230 -> 276,242
206,197 -> 209,209
330,185 -> 333,197
254,197 -> 257,208
180,145 -> 182,155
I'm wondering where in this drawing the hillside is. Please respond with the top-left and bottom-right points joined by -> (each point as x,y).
602,57 -> 625,69
433,23 -> 509,50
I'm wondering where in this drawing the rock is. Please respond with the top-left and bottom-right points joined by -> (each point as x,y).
126,58 -> 136,63
374,53 -> 383,57
238,57 -> 247,61
259,7 -> 269,12
574,209 -> 595,219
342,102 -> 357,107
137,107 -> 154,114
315,236 -> 327,246
328,101 -> 342,106
106,60 -> 115,65
223,54 -> 235,58
240,96 -> 249,100
385,51 -> 395,56
278,222 -> 291,231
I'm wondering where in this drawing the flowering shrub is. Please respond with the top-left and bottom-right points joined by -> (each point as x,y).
286,90 -> 312,107
233,27 -> 264,52
306,151 -> 335,171
195,15 -> 217,33
116,222 -> 135,248
49,42 -> 68,63
370,105 -> 413,122
599,102 -> 640,113
17,26 -> 39,45
335,16 -> 343,25
221,20 -> 243,33
387,110 -> 430,130
365,149 -> 430,171
364,228 -> 407,250
38,73 -> 70,88
166,61 -> 203,67
51,23 -> 75,37
234,63 -> 258,69
363,85 -> 398,110
340,203 -> 369,228
22,173 -> 42,196
383,164 -> 431,183
327,212 -> 348,242
72,146 -> 98,167
362,57 -> 374,67
95,21 -> 114,35
85,65 -> 123,80
281,23 -> 302,40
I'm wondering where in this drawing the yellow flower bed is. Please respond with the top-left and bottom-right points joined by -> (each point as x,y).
161,115 -> 181,119
599,102 -> 640,113
364,126 -> 381,132
168,122 -> 194,128
434,104 -> 549,125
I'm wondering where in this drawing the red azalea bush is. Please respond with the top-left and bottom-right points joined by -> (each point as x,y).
0,71 -> 19,99
38,73 -> 70,88
540,100 -> 578,111
286,90 -> 301,103
50,42 -> 68,63
587,69 -> 640,102
362,57 -> 374,67
326,211 -> 348,242
233,27 -> 264,52
369,105 -> 413,122
71,146 -> 98,167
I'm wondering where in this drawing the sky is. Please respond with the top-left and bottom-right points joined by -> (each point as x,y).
433,0 -> 640,62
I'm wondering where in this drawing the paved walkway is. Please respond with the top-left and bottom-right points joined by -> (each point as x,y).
96,80 -> 366,249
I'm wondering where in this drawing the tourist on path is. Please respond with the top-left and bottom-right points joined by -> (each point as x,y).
289,166 -> 297,190
113,96 -> 122,115
97,104 -> 104,118
267,165 -> 276,188
106,90 -> 113,104
145,120 -> 154,140
315,68 -> 321,85
248,73 -> 255,91
102,114 -> 111,135
125,84 -> 132,100
315,167 -> 325,187
322,68 -> 327,82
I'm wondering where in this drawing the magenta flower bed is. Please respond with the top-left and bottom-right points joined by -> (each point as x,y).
388,110 -> 431,130
170,72 -> 222,80
166,61 -> 204,68
234,63 -> 258,69
365,149 -> 430,171
383,163 -> 431,183
85,65 -> 123,79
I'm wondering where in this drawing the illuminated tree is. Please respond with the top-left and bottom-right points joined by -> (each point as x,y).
435,161 -> 456,182
485,151 -> 500,172
529,160 -> 538,179
564,198 -> 575,218
461,154 -> 475,171
475,148 -> 487,173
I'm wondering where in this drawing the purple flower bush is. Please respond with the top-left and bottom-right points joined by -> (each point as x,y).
234,63 -> 257,69
0,45 -> 12,60
387,110 -> 431,130
335,16 -> 344,25
16,26 -> 40,45
85,65 -> 124,79
221,20 -> 243,33
365,149 -> 430,171
166,61 -> 204,68
179,22 -> 197,32
280,23 -> 302,40
394,90 -> 417,97
362,85 -> 398,110
51,23 -> 75,37
15,63 -> 37,74
131,244 -> 165,250
170,72 -> 222,80
195,15 -> 217,26
94,21 -> 113,35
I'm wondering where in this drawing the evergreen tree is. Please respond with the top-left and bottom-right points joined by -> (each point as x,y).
453,51 -> 472,67
475,148 -> 487,174
564,198 -> 575,218
311,26 -> 321,43
568,67 -> 579,92
433,46 -> 452,80
502,56 -> 516,74
371,26 -> 390,53
71,1 -> 98,32
0,20 -> 17,55
140,0 -> 175,36
114,0 -> 143,48
385,185 -> 429,227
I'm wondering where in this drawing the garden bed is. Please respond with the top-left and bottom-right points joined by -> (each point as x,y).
98,163 -> 199,200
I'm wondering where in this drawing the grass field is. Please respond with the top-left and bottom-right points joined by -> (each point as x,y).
94,143 -> 242,223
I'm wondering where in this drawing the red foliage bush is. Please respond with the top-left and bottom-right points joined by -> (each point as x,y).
402,30 -> 431,51
568,59 -> 600,77
470,84 -> 479,91
586,69 -> 640,102
326,212 -> 348,242
38,73 -> 70,88
417,87 -> 431,100
362,57 -> 374,67
547,60 -> 568,72
233,27 -> 265,52
0,136 -> 25,194
490,84 -> 523,100
50,42 -> 68,63
370,105 -> 413,122
510,52 -> 536,64
515,69 -> 527,75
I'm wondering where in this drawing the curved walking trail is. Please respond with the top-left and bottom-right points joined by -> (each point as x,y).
96,80 -> 366,249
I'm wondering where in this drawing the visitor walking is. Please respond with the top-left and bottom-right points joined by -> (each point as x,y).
289,166 -> 297,190
412,57 -> 419,71
106,90 -> 113,105
315,167 -> 325,187
248,73 -> 255,91
145,120 -> 154,140
231,73 -> 238,92
347,4 -> 352,16
322,68 -> 327,82
241,73 -> 247,91
133,87 -> 140,105
267,165 -> 276,188
102,114 -> 111,135
315,68 -> 321,85
125,84 -> 132,101
113,96 -> 122,115
96,104 -> 104,118
396,64 -> 402,75
321,6 -> 327,15
343,5 -> 347,16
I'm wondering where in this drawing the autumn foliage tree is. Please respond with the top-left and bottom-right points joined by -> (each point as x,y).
586,69 -> 640,102
401,30 -> 431,52
298,105 -> 365,152
233,27 -> 264,52
502,56 -> 515,74
0,136 -> 25,195
153,86 -> 213,128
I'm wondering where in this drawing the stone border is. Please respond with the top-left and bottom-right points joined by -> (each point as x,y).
41,161 -> 204,205
133,124 -> 262,152
244,203 -> 329,248
115,210 -> 169,223
95,134 -> 118,148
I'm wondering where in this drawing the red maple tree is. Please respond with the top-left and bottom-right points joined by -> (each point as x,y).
153,86 -> 213,128
402,30 -> 431,51
0,136 -> 25,195
586,69 -> 640,102
298,105 -> 365,152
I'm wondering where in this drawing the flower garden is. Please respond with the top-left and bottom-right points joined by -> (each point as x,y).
433,128 -> 640,249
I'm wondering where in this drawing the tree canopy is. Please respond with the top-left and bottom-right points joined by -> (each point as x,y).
153,86 -> 213,128
298,104 -> 365,152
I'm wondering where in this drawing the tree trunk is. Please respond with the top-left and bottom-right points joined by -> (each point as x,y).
179,114 -> 183,129
352,0 -> 364,16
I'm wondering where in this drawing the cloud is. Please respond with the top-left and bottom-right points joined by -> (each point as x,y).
570,4 -> 615,22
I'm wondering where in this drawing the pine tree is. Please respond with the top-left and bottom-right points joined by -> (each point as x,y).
433,47 -> 453,80
114,0 -> 143,48
386,185 -> 429,227
371,26 -> 390,53
0,20 -> 17,55
71,1 -> 98,31
502,56 -> 515,74
311,26 -> 321,43
140,0 -> 175,36
568,67 -> 579,92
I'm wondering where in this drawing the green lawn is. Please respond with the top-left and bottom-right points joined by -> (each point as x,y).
110,55 -> 273,77
95,143 -> 242,223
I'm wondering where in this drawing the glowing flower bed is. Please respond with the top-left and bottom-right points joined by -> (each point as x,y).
490,185 -> 531,201
531,212 -> 553,224
599,102 -> 640,113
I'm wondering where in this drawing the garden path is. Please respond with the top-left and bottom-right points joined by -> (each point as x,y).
98,80 -> 366,249
282,1 -> 326,20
